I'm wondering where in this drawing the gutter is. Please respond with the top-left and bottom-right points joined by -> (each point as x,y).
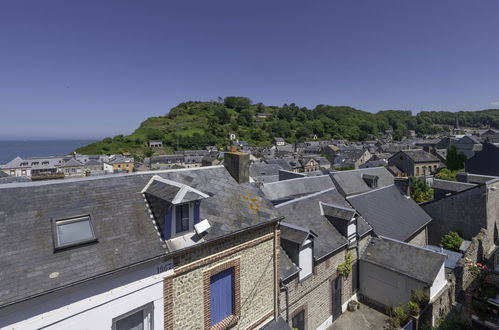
1,216 -> 284,309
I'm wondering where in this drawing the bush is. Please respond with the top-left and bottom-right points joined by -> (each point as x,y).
409,176 -> 434,203
337,253 -> 353,276
411,290 -> 429,308
434,312 -> 470,330
103,137 -> 113,144
389,305 -> 409,328
441,232 -> 463,252
407,301 -> 420,315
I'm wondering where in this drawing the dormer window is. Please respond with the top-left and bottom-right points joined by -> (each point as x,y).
142,175 -> 209,241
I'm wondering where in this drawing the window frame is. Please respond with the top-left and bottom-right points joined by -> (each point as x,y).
111,303 -> 154,330
203,259 -> 241,330
172,202 -> 193,237
52,215 -> 98,251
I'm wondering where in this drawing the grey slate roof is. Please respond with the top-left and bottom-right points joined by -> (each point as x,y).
347,185 -> 432,242
397,150 -> 439,163
62,158 -> 84,167
279,247 -> 300,281
430,179 -> 476,192
280,222 -> 316,245
0,171 -> 8,178
261,175 -> 335,203
425,245 -> 463,270
361,237 -> 445,284
275,189 -> 372,261
249,162 -> 282,178
261,316 -> 292,330
330,167 -> 394,197
0,166 -> 279,308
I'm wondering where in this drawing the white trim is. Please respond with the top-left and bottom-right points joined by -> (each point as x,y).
112,302 -> 153,330
316,315 -> 333,330
341,293 -> 358,313
274,187 -> 336,208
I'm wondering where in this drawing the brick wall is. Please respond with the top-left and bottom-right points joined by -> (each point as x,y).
280,235 -> 370,329
164,225 -> 277,329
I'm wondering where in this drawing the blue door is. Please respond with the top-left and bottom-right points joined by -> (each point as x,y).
210,268 -> 233,325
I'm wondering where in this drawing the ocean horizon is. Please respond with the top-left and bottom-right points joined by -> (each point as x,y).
0,139 -> 98,165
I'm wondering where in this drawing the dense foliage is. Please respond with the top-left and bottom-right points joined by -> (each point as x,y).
409,176 -> 434,203
435,168 -> 463,181
441,232 -> 464,251
445,146 -> 467,170
75,97 -> 499,156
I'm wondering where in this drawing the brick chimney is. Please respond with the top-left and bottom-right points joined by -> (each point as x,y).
224,152 -> 250,183
394,177 -> 410,197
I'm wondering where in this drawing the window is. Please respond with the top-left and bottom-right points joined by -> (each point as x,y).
415,167 -> 420,176
175,203 -> 190,234
112,303 -> 153,330
53,216 -> 97,249
292,309 -> 305,330
203,260 -> 240,329
210,268 -> 234,325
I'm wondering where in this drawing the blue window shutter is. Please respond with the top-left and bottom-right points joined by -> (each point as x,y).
164,206 -> 173,240
194,201 -> 201,225
210,268 -> 233,325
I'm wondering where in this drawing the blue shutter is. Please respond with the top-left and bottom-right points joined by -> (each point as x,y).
210,268 -> 233,325
164,206 -> 173,240
194,200 -> 201,225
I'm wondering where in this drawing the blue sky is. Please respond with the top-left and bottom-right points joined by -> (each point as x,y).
1,0 -> 499,139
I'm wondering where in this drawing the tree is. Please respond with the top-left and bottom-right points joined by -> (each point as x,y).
409,176 -> 433,203
445,145 -> 467,170
441,232 -> 463,252
144,148 -> 154,158
223,96 -> 252,111
435,168 -> 462,181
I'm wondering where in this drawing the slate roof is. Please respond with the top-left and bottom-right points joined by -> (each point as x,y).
264,159 -> 293,171
261,316 -> 292,330
397,150 -> 439,163
250,162 -> 283,178
361,237 -> 446,284
275,189 -> 372,261
330,167 -> 394,197
280,222 -> 316,245
430,179 -> 476,192
347,185 -> 432,242
62,158 -> 84,167
0,171 -> 8,178
279,247 -> 301,281
425,245 -> 463,270
0,166 -> 279,308
261,175 -> 335,203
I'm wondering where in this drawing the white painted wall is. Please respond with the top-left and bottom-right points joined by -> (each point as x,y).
429,263 -> 447,300
299,240 -> 313,280
0,259 -> 173,330
359,261 -> 428,307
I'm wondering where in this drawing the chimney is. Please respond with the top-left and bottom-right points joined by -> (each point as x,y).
224,152 -> 250,183
394,177 -> 410,197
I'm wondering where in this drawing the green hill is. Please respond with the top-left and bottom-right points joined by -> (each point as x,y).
75,97 -> 499,158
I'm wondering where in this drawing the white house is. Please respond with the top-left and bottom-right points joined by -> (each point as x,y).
359,236 -> 447,308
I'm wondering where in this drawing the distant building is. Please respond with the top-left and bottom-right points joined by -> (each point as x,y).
109,156 -> 135,173
149,140 -> 163,148
273,137 -> 286,146
388,149 -> 441,177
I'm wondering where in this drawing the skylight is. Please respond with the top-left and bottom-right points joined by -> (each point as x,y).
53,216 -> 97,249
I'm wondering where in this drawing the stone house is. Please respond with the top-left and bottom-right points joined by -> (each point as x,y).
0,155 -> 284,330
109,156 -> 135,173
273,187 -> 372,330
359,237 -> 447,309
149,140 -> 163,148
388,149 -> 441,177
421,174 -> 499,248
61,158 -> 85,177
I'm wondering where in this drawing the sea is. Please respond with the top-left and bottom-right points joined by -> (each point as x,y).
0,140 -> 98,165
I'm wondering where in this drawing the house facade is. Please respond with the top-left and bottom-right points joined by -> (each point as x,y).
0,155 -> 283,330
388,149 -> 441,177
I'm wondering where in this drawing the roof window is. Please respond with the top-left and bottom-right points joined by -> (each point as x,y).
53,216 -> 97,250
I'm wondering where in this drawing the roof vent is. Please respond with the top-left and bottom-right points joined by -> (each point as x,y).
194,219 -> 211,235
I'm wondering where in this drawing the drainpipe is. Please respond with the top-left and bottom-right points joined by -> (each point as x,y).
280,281 -> 290,323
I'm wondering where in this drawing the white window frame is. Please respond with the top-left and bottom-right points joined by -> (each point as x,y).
299,240 -> 313,281
112,303 -> 154,330
172,202 -> 194,237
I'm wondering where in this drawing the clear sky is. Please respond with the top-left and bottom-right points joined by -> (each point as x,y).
1,0 -> 499,139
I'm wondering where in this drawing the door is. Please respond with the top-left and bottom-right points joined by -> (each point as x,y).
332,276 -> 343,319
291,309 -> 305,330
